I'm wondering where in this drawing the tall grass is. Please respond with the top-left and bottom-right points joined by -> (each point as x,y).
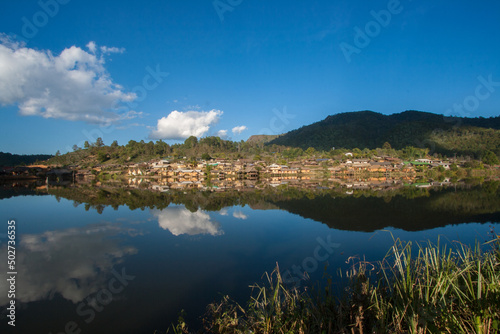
165,234 -> 500,334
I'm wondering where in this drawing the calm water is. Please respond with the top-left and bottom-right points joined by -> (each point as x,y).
0,181 -> 499,333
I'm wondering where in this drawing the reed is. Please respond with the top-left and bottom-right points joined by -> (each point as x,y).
166,233 -> 500,333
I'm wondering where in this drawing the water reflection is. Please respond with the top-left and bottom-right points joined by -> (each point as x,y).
233,211 -> 248,220
152,206 -> 223,236
0,223 -> 137,306
0,179 -> 499,334
3,179 -> 499,232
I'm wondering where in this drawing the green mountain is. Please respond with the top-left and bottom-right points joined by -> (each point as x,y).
267,110 -> 500,157
0,152 -> 53,167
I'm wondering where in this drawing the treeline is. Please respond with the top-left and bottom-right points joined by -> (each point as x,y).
0,152 -> 53,167
46,135 -> 285,167
268,110 -> 500,157
45,134 -> 500,168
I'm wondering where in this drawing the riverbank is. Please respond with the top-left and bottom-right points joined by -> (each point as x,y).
165,236 -> 500,334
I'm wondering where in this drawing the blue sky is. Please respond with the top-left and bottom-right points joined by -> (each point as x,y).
0,0 -> 499,154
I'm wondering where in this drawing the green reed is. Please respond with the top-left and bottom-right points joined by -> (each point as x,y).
164,234 -> 500,334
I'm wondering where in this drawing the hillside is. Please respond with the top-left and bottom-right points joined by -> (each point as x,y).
267,110 -> 500,156
246,134 -> 280,145
0,152 -> 53,167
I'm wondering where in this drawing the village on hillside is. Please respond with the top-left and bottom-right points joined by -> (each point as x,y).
3,153 -> 498,193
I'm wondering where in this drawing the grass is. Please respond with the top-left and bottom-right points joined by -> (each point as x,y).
163,233 -> 500,334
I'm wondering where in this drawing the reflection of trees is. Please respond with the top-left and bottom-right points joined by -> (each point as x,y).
0,223 -> 137,306
272,185 -> 500,232
39,182 -> 500,232
429,183 -> 500,215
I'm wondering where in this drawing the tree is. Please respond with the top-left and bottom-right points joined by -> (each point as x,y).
84,141 -> 90,149
146,141 -> 155,155
382,142 -> 392,150
72,145 -> 80,151
55,150 -> 61,156
184,136 -> 198,149
305,147 -> 316,156
97,151 -> 109,163
95,137 -> 105,147
201,153 -> 212,160
110,140 -> 119,148
482,150 -> 499,166
155,140 -> 170,156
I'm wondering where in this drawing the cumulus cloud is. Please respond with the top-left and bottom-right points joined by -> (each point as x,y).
233,211 -> 248,220
152,206 -> 223,236
0,36 -> 137,124
0,223 -> 137,305
232,125 -> 247,135
217,129 -> 228,138
149,109 -> 223,140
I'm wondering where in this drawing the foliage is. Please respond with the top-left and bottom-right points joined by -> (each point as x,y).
167,237 -> 500,333
0,152 -> 53,167
268,110 -> 500,157
482,150 -> 500,166
95,137 -> 105,147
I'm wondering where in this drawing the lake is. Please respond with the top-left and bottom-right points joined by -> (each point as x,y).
1,179 -> 499,333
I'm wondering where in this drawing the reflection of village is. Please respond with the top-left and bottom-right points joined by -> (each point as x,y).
125,155 -> 461,192
2,153 -> 494,193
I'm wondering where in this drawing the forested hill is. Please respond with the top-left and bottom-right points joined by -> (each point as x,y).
0,152 -> 53,167
267,110 -> 500,156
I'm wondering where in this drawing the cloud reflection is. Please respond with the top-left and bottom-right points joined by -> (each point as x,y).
152,206 -> 223,236
0,223 -> 137,306
233,211 -> 248,220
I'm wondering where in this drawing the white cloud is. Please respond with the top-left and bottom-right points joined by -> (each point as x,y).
100,46 -> 125,54
86,41 -> 97,53
233,211 -> 248,220
0,36 -> 136,124
232,125 -> 247,135
150,109 -> 223,140
217,129 -> 228,138
153,206 -> 223,236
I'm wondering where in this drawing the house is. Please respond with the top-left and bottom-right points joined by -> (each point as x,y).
352,159 -> 370,164
244,167 -> 259,180
267,164 -> 283,173
151,160 -> 170,168
128,167 -> 144,176
328,166 -> 344,173
47,168 -> 74,180
282,168 -> 299,175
